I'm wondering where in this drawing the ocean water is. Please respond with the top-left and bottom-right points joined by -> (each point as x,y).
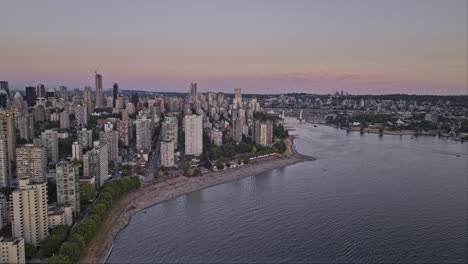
109,119 -> 467,263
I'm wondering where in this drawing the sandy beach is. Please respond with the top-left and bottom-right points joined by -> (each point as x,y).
80,137 -> 315,264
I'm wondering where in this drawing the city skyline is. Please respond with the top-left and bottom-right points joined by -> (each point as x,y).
1,0 -> 467,95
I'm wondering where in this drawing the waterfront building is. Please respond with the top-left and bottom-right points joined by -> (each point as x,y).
47,204 -> 73,229
210,128 -> 223,146
83,142 -> 108,188
16,144 -> 47,183
184,115 -> 203,156
160,140 -> 175,167
232,118 -> 243,143
10,179 -> 49,247
254,121 -> 273,146
0,237 -> 25,264
99,129 -> 119,162
41,129 -> 59,163
56,161 -> 80,214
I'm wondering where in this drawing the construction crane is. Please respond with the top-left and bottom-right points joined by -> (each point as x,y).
94,64 -> 101,75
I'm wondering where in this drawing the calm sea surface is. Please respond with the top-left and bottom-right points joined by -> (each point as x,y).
109,119 -> 467,263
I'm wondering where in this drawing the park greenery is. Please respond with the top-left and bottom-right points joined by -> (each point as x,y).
44,177 -> 140,264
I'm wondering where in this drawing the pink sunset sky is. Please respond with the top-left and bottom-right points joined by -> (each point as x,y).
1,0 -> 467,95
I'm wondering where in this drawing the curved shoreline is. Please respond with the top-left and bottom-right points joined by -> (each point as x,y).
80,137 -> 315,263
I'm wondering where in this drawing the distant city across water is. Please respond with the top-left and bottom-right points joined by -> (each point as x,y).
109,118 -> 467,263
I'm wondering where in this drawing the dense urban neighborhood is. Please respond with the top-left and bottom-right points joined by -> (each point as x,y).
0,77 -> 466,263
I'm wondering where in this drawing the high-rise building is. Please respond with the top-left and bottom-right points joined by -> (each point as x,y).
83,142 -> 108,188
161,118 -> 178,147
59,109 -> 70,129
74,104 -> 88,128
59,86 -> 68,101
232,118 -> 243,143
113,83 -> 119,107
117,119 -> 131,146
0,237 -> 25,264
0,111 -> 16,161
84,86 -> 94,114
160,140 -> 175,167
17,112 -> 34,141
0,137 -> 11,188
77,128 -> 93,149
0,83 -> 10,109
0,81 -> 9,98
99,129 -> 119,162
25,86 -> 37,107
131,92 -> 139,106
254,121 -> 273,146
0,194 -> 9,229
95,73 -> 103,108
36,84 -> 45,98
11,179 -> 49,247
41,129 -> 59,163
16,144 -> 47,183
56,161 -> 80,214
189,82 -> 198,103
184,115 -> 203,156
135,118 -> 152,152
72,141 -> 82,161
234,88 -> 242,107
210,128 -> 223,146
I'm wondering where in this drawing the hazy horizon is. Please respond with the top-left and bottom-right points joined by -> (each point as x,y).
1,0 -> 467,95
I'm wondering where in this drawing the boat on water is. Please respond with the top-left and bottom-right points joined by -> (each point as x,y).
313,125 -> 317,127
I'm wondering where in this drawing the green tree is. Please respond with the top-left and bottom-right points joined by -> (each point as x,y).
92,204 -> 108,220
182,161 -> 190,176
71,158 -> 80,166
46,255 -> 71,264
80,183 -> 95,204
193,168 -> 202,176
216,161 -> 224,170
59,242 -> 81,263
24,243 -> 38,259
69,234 -> 85,251
41,234 -> 64,257
251,146 -> 257,153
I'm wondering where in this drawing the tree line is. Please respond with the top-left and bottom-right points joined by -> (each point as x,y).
44,176 -> 140,264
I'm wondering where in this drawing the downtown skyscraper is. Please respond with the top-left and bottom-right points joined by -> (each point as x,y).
95,72 -> 103,108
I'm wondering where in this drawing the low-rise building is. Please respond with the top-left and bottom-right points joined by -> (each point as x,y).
0,237 -> 25,264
